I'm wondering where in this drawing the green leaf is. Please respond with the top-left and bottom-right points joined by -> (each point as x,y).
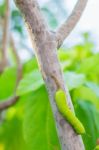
60,60 -> 72,71
85,82 -> 99,98
77,53 -> 99,74
75,100 -> 99,150
23,86 -> 60,150
23,58 -> 38,74
0,115 -> 26,150
64,72 -> 85,91
17,70 -> 86,96
16,70 -> 44,96
0,67 -> 17,99
72,86 -> 99,109
58,49 -> 75,61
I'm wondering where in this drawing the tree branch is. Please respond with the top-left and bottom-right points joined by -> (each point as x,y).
10,35 -> 21,65
0,57 -> 22,111
14,0 -> 85,149
0,0 -> 10,73
0,96 -> 19,111
56,0 -> 88,48
0,1 -> 22,110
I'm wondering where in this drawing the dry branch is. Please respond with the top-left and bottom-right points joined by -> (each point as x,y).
10,35 -> 21,65
0,57 -> 22,111
56,0 -> 88,48
0,96 -> 19,111
0,65 -> 22,111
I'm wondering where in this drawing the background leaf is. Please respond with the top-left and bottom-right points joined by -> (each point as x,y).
0,67 -> 17,99
64,71 -> 86,91
75,100 -> 99,150
72,86 -> 99,109
23,86 -> 60,150
16,70 -> 44,96
78,54 -> 99,74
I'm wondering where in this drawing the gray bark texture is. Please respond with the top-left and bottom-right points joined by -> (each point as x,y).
14,0 -> 88,149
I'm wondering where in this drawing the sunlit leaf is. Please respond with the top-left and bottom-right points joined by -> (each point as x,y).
0,67 -> 17,99
23,86 -> 60,150
23,58 -> 38,74
78,53 -> 99,74
0,115 -> 26,150
75,100 -> 99,150
72,86 -> 99,109
85,82 -> 99,98
16,70 -> 44,96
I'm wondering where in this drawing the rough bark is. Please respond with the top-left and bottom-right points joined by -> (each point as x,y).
14,0 -> 88,149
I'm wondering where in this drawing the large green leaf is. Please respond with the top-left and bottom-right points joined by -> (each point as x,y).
23,58 -> 38,74
0,115 -> 26,150
0,94 -> 27,150
17,70 -> 85,96
0,67 -> 17,99
85,82 -> 99,98
77,53 -> 99,74
75,100 -> 99,150
72,86 -> 99,109
64,72 -> 86,91
16,70 -> 44,96
23,86 -> 60,150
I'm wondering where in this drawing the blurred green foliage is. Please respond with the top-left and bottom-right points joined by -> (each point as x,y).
0,0 -> 99,150
0,32 -> 99,150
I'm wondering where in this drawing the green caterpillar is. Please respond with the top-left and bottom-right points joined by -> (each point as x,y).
55,89 -> 85,134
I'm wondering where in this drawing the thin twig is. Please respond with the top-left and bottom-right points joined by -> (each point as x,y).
0,0 -> 10,72
0,55 -> 22,111
0,21 -> 22,110
0,96 -> 19,111
56,0 -> 88,48
0,64 -> 22,111
10,35 -> 21,65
